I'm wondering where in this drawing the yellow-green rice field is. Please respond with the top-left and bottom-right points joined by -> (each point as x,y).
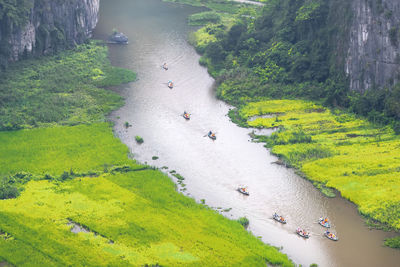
0,123 -> 293,266
240,99 -> 400,230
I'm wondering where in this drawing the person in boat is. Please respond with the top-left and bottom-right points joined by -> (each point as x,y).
211,133 -> 215,137
323,218 -> 328,224
280,216 -> 284,221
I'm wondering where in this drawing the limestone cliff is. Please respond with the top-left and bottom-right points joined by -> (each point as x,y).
346,0 -> 400,92
0,0 -> 99,65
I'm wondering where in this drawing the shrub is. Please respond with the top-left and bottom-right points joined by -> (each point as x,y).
0,184 -> 19,200
384,236 -> 400,249
135,136 -> 144,144
237,217 -> 249,228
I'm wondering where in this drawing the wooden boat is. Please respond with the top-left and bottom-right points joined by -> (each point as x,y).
296,228 -> 310,238
273,213 -> 287,224
324,231 -> 338,241
237,187 -> 249,196
168,81 -> 173,89
183,112 -> 190,120
208,132 -> 216,140
318,218 -> 331,228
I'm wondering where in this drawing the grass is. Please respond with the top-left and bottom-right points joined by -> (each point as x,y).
235,99 -> 400,231
0,123 -> 138,176
0,131 -> 293,266
188,11 -> 221,25
164,0 -> 251,13
0,41 -> 136,131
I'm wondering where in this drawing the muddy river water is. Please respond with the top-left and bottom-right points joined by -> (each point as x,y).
93,0 -> 399,266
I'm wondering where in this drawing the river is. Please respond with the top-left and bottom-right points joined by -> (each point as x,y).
93,0 -> 400,266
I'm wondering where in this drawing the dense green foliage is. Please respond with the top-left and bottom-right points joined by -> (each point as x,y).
384,236 -> 400,249
0,41 -> 136,131
190,0 -> 400,131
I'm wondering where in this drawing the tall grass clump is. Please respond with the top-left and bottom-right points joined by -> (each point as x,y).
188,11 -> 221,25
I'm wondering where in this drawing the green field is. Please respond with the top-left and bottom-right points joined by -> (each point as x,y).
0,123 -> 293,266
0,41 -> 135,131
0,123 -> 139,176
235,99 -> 400,231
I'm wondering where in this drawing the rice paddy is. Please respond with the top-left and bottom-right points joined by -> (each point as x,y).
238,99 -> 400,230
0,123 -> 293,266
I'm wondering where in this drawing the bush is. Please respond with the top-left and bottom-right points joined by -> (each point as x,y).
0,184 -> 19,199
135,136 -> 144,144
0,176 -> 20,199
384,236 -> 400,249
237,217 -> 249,228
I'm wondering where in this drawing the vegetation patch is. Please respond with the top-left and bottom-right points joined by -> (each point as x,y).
237,217 -> 249,228
0,41 -> 136,131
0,169 -> 293,266
135,135 -> 144,144
0,123 -> 139,176
188,11 -> 221,25
384,236 -> 400,249
238,99 -> 400,231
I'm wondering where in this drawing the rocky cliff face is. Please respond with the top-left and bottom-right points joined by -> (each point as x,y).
346,0 -> 400,92
0,0 -> 99,64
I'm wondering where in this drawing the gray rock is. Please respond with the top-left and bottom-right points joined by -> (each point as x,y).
346,0 -> 400,92
0,0 -> 99,63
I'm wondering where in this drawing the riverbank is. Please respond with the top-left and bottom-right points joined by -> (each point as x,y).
0,42 -> 294,265
184,1 -> 400,247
